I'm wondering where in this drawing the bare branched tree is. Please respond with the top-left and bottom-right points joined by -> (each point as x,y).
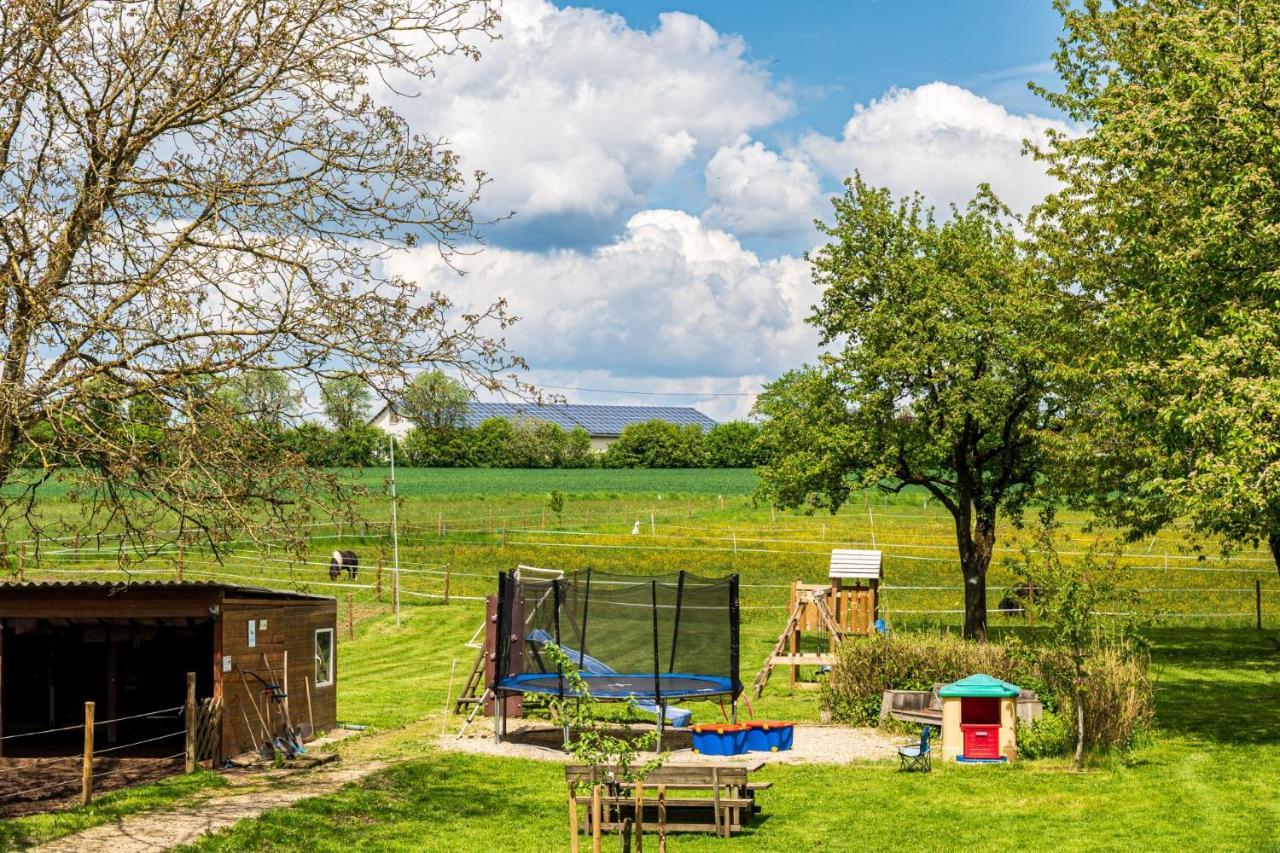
0,0 -> 523,557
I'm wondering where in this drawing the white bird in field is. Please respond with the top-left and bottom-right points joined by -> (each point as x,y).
631,520 -> 641,535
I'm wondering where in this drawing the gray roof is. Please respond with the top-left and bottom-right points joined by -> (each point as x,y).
464,402 -> 715,436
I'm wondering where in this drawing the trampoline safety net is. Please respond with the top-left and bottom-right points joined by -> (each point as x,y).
492,569 -> 741,703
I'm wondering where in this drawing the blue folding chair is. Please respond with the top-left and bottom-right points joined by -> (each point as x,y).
898,725 -> 931,772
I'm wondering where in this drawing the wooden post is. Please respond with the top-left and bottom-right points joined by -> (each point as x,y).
657,785 -> 666,853
568,781 -> 580,853
305,676 -> 315,735
17,544 -> 24,582
649,511 -> 655,534
438,511 -> 443,537
376,558 -> 383,602
634,783 -> 644,853
185,672 -> 197,773
81,701 -> 94,805
1257,579 -> 1264,630
501,526 -> 507,548
443,565 -> 452,605
591,784 -> 603,853
347,593 -> 355,640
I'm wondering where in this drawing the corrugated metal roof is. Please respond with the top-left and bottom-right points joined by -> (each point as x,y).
0,579 -> 332,601
463,402 -> 716,436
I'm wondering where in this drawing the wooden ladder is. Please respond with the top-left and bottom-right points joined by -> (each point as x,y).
453,644 -> 487,713
751,589 -> 846,699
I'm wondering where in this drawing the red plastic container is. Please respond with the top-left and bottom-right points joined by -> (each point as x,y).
960,724 -> 1000,759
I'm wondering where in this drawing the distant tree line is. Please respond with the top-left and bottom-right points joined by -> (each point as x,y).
211,369 -> 766,469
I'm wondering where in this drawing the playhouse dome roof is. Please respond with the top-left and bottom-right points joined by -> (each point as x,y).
938,673 -> 1020,698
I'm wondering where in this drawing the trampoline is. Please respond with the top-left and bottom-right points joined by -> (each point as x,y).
490,568 -> 741,744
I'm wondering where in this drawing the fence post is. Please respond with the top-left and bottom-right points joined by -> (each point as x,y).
177,545 -> 184,582
591,785 -> 602,853
443,565 -> 452,605
185,672 -> 197,773
649,511 -> 655,535
17,544 -> 24,582
347,593 -> 355,640
82,701 -> 95,805
501,526 -> 507,548
376,558 -> 383,602
657,785 -> 666,853
1257,579 -> 1264,631
438,511 -> 443,537
568,781 -> 580,853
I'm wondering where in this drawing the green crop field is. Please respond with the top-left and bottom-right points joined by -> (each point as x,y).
340,466 -> 761,497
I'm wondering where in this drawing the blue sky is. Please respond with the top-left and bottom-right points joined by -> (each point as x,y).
379,0 -> 1075,419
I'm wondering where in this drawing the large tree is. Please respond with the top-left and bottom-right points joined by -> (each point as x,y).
320,376 -> 373,431
399,369 -> 470,430
756,177 -> 1074,640
1033,0 -> 1280,573
0,0 -> 523,551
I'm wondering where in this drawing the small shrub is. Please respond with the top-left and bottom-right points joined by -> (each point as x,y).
1017,710 -> 1072,759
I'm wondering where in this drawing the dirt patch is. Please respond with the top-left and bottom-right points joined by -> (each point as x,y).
443,721 -> 900,765
0,756 -> 184,819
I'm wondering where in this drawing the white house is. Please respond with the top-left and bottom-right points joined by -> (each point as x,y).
367,401 -> 716,451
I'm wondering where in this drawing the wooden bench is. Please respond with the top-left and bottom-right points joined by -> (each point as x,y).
565,762 -> 772,838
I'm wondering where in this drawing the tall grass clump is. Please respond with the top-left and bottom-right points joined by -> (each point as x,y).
823,632 -> 1154,755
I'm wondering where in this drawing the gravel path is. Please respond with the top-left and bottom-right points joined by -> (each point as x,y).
33,762 -> 384,853
443,722 -> 899,765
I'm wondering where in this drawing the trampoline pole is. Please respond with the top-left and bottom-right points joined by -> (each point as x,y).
494,694 -> 502,745
732,700 -> 738,725
657,703 -> 665,751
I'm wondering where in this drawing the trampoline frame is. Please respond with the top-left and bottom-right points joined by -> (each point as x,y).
490,569 -> 741,747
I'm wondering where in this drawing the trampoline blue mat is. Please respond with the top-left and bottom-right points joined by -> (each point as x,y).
497,672 -> 733,700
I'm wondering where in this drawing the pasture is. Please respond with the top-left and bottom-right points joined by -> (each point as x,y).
1,469 -> 1278,850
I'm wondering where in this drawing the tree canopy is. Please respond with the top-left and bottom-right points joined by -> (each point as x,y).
0,0 -> 521,552
1033,0 -> 1280,573
756,177 -> 1075,639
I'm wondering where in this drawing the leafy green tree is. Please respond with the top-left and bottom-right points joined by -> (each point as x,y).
562,427 -> 596,469
329,423 -> 385,467
703,421 -> 762,467
471,417 -> 517,467
756,177 -> 1073,640
399,370 -> 470,430
401,426 -> 472,467
604,420 -> 704,468
281,423 -> 334,467
1034,0 -> 1280,575
224,370 -> 301,431
320,377 -> 373,430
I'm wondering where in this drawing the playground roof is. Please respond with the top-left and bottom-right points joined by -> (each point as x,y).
938,674 -> 1021,698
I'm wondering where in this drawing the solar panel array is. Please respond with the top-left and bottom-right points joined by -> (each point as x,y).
462,402 -> 716,436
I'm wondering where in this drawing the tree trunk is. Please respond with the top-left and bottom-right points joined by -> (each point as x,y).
1269,532 -> 1280,579
1074,688 -> 1086,769
954,508 -> 996,641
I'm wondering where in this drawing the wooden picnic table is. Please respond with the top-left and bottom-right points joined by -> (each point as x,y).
566,761 -> 771,838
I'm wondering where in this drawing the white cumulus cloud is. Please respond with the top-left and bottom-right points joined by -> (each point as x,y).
702,135 -> 824,237
379,0 -> 791,234
801,82 -> 1073,213
391,210 -> 818,401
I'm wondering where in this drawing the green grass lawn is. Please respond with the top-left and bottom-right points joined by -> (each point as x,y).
4,479 -> 1280,850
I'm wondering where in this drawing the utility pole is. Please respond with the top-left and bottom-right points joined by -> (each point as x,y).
390,434 -> 401,629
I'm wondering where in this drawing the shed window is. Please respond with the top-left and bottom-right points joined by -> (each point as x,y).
315,628 -> 335,687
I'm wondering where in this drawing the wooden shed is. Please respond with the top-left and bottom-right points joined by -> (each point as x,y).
0,581 -> 337,763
